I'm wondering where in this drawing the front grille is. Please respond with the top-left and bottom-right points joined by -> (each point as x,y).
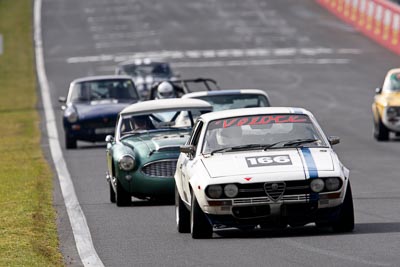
264,182 -> 286,201
141,160 -> 177,177
237,180 -> 311,198
232,195 -> 308,206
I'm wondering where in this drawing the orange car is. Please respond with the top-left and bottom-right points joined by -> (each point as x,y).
372,68 -> 400,141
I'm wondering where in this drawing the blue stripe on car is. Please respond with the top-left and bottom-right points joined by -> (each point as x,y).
301,147 -> 319,201
301,147 -> 318,178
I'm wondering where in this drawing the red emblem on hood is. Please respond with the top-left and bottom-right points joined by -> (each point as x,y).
244,177 -> 252,181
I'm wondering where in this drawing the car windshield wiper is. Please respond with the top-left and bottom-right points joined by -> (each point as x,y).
209,144 -> 265,155
263,138 -> 319,150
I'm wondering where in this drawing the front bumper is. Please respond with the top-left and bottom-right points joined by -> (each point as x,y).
202,192 -> 343,226
116,172 -> 175,199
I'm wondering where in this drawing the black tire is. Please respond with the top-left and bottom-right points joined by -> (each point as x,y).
175,185 -> 190,233
116,179 -> 131,207
65,133 -> 77,149
374,117 -> 389,141
109,181 -> 116,203
190,193 -> 213,239
332,181 -> 354,233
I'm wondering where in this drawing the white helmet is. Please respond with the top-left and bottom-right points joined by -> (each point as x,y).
156,81 -> 176,99
216,126 -> 243,147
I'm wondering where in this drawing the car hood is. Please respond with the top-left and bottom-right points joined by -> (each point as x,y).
122,131 -> 190,156
381,92 -> 400,106
201,148 -> 334,178
74,101 -> 134,119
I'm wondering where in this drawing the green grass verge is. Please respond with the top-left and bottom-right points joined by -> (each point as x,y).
0,1 -> 64,266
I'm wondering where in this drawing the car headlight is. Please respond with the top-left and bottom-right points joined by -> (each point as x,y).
118,155 -> 135,171
224,184 -> 238,198
310,179 -> 324,193
386,107 -> 398,118
206,185 -> 223,199
325,177 -> 341,191
65,107 -> 78,123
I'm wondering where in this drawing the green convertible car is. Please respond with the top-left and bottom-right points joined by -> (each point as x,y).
106,98 -> 212,206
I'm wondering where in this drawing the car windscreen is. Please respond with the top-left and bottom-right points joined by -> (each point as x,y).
196,94 -> 270,111
202,114 -> 327,154
69,79 -> 139,102
388,72 -> 400,92
119,109 -> 208,138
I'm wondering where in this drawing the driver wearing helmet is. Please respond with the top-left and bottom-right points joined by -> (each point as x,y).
131,115 -> 154,131
156,81 -> 176,99
215,125 -> 243,148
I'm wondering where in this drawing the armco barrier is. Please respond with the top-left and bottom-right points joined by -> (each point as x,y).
316,0 -> 400,55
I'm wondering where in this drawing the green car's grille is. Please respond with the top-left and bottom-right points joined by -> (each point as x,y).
141,160 -> 177,177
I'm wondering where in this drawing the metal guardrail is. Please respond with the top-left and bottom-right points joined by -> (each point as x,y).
316,0 -> 400,55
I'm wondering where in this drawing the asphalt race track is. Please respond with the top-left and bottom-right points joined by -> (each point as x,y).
40,0 -> 400,266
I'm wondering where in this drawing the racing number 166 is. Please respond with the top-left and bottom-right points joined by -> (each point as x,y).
246,155 -> 292,167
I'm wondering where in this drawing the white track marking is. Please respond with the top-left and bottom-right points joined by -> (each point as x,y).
97,58 -> 350,72
171,58 -> 350,68
34,0 -> 104,266
66,47 -> 361,64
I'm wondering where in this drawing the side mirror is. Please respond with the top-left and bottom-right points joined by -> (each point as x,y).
105,135 -> 114,143
375,87 -> 382,94
328,136 -> 340,146
59,97 -> 67,110
180,145 -> 195,158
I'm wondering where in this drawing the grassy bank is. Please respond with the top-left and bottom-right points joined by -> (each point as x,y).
0,1 -> 64,266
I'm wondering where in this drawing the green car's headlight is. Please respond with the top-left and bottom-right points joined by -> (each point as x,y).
118,155 -> 135,171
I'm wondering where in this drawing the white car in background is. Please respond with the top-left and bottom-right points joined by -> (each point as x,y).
181,89 -> 271,111
174,107 -> 354,239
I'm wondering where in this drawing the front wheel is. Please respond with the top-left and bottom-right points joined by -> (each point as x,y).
190,193 -> 213,239
374,117 -> 389,141
175,185 -> 190,233
332,181 -> 354,233
65,133 -> 77,149
116,179 -> 131,207
109,181 -> 116,203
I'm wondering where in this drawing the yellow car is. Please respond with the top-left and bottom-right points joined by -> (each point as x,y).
372,68 -> 400,141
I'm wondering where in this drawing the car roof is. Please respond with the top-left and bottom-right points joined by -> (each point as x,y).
199,107 -> 312,122
120,98 -> 212,115
386,68 -> 400,76
71,75 -> 134,84
181,89 -> 269,98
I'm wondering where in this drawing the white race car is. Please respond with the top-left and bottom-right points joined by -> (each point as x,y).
174,107 -> 354,238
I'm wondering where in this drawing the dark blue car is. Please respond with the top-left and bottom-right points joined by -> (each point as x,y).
59,75 -> 140,149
